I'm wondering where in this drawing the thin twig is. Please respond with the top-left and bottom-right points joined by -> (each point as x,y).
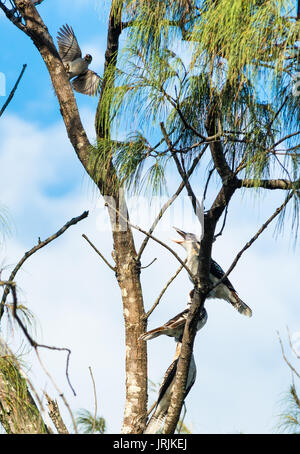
203,166 -> 215,201
214,204 -> 229,240
88,366 -> 98,434
82,234 -> 115,271
0,64 -> 27,117
104,201 -> 194,281
137,145 -> 208,260
210,192 -> 294,292
9,283 -> 77,398
277,331 -> 300,379
146,263 -> 185,319
160,122 -> 203,227
287,326 -> 300,360
0,211 -> 89,316
140,258 -> 157,269
35,347 -> 78,433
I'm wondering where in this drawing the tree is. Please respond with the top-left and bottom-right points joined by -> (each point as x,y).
277,329 -> 300,434
0,0 -> 299,434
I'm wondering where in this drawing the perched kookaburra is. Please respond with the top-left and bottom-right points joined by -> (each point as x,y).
172,227 -> 252,317
144,344 -> 196,434
57,24 -> 101,96
139,292 -> 207,342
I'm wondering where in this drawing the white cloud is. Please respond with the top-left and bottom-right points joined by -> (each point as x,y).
0,112 -> 299,433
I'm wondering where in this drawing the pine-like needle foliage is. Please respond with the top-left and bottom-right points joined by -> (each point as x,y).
278,384 -> 300,434
76,409 -> 106,434
0,354 -> 47,433
95,0 -> 300,229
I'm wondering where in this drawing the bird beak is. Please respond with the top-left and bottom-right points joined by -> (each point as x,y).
171,226 -> 186,244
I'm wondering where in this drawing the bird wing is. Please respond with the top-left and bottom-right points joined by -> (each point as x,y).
164,309 -> 188,330
57,24 -> 82,62
210,258 -> 236,292
157,358 -> 178,405
139,310 -> 188,341
71,70 -> 102,96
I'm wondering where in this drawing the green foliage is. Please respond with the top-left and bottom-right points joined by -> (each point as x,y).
278,384 -> 300,434
96,1 -> 299,192
0,355 -> 47,433
76,409 -> 106,434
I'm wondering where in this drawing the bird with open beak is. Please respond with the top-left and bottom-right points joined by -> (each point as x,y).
172,227 -> 252,317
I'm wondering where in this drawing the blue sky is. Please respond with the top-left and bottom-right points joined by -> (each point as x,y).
0,0 -> 299,434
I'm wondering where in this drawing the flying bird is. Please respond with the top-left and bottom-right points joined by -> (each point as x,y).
144,344 -> 196,434
139,293 -> 207,342
172,227 -> 252,317
57,24 -> 101,96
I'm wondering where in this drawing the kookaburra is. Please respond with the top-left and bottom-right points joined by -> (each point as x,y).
144,344 -> 196,434
172,227 -> 252,317
57,24 -> 102,96
139,292 -> 207,342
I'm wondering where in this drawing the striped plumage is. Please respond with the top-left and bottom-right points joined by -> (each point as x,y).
172,227 -> 252,317
144,345 -> 196,434
139,306 -> 207,342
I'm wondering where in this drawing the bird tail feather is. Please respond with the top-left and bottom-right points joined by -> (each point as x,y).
144,413 -> 166,434
139,327 -> 164,341
230,292 -> 252,317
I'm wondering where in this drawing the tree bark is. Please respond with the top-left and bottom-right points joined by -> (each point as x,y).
9,0 -> 148,434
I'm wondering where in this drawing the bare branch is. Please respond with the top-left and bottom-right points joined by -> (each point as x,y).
35,346 -> 78,433
0,211 -> 89,316
82,234 -> 116,271
45,393 -> 69,434
104,201 -> 194,281
137,145 -> 208,260
0,64 -> 27,117
160,122 -> 204,226
88,366 -> 98,434
238,178 -> 300,191
145,262 -> 186,319
277,331 -> 300,380
287,326 -> 300,360
210,191 -> 295,292
2,281 -> 78,431
140,258 -> 157,269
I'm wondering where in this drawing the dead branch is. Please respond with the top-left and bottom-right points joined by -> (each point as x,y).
210,191 -> 295,293
104,201 -> 194,281
82,234 -> 115,271
146,263 -> 186,319
160,122 -> 204,227
277,331 -> 300,380
0,64 -> 27,117
45,393 -> 69,434
137,145 -> 208,260
88,366 -> 98,434
0,210 -> 89,316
